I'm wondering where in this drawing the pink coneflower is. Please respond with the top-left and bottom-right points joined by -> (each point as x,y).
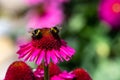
26,0 -> 64,29
4,61 -> 35,80
98,0 -> 120,28
17,27 -> 75,65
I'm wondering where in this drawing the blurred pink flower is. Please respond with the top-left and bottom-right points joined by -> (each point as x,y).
98,0 -> 120,28
25,0 -> 64,29
17,27 -> 75,65
25,0 -> 69,6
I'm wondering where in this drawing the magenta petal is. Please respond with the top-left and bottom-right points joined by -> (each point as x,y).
17,43 -> 31,54
59,49 -> 70,61
54,50 -> 63,62
29,49 -> 40,61
50,50 -> 59,64
60,47 -> 72,57
51,76 -> 64,80
23,52 -> 31,61
18,47 -> 32,59
46,51 -> 51,64
19,43 -> 31,48
59,71 -> 75,79
36,50 -> 45,65
23,48 -> 35,61
62,46 -> 75,56
67,46 -> 76,54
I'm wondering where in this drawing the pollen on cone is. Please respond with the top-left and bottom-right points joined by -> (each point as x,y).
4,61 -> 35,80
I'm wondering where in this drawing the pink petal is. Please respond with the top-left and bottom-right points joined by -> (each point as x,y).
17,43 -> 31,54
62,46 -> 75,56
29,49 -> 40,61
18,47 -> 32,58
36,50 -> 45,65
19,43 -> 31,48
59,50 -> 70,61
46,51 -> 51,64
50,50 -> 59,64
66,46 -> 76,54
54,50 -> 63,62
60,47 -> 72,57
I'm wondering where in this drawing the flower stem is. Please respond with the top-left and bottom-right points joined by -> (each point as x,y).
44,64 -> 49,80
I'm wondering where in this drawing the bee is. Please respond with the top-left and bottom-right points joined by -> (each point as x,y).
31,27 -> 60,40
32,29 -> 42,40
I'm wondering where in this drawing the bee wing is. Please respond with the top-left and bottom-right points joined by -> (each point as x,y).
56,25 -> 62,31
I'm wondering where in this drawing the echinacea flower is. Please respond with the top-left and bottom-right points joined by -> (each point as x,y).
98,0 -> 120,28
26,0 -> 64,29
4,61 -> 35,80
17,27 -> 75,65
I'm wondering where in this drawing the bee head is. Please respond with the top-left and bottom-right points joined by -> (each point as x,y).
32,29 -> 42,40
50,27 -> 59,34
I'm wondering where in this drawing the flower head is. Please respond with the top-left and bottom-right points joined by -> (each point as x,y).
17,27 -> 75,65
98,0 -> 120,28
26,0 -> 64,29
4,61 -> 35,80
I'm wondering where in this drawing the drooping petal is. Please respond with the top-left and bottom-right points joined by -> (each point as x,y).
29,49 -> 40,61
18,47 -> 32,58
50,50 -> 59,64
46,51 -> 51,64
36,50 -> 45,65
54,50 -> 63,62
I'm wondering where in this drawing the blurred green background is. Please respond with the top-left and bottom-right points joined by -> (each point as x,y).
0,0 -> 120,80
